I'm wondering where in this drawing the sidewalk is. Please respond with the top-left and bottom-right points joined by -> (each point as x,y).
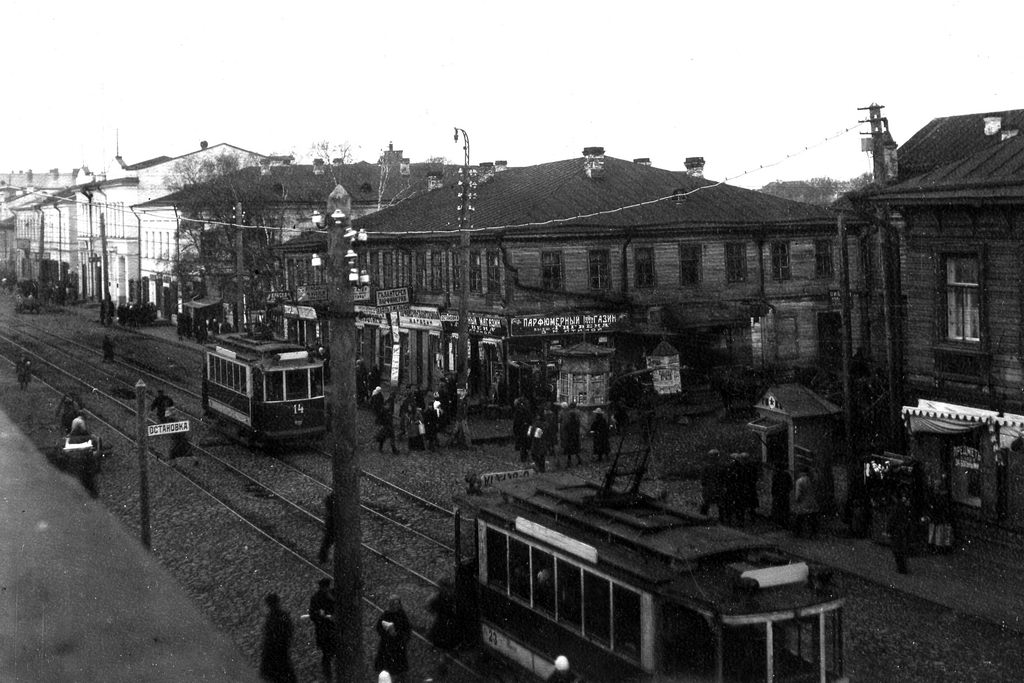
764,518 -> 1024,634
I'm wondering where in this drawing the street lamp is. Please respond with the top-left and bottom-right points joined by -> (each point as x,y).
453,128 -> 475,401
314,185 -> 365,683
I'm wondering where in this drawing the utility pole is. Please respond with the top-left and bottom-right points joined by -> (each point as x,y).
135,379 -> 151,550
100,211 -> 111,325
235,201 -> 244,332
453,128 -> 475,396
838,212 -> 855,471
324,185 -> 363,683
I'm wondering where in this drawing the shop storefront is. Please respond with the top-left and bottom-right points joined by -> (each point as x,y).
280,303 -> 327,347
902,399 -> 1024,532
505,311 -> 627,404
397,306 -> 443,391
442,311 -> 508,402
355,305 -> 390,379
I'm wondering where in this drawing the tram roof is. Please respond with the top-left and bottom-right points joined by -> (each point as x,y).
473,472 -> 840,616
206,334 -> 313,361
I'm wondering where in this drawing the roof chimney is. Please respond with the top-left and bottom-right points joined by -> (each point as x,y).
313,158 -> 325,175
50,168 -> 59,178
332,158 -> 345,166
1001,128 -> 1019,142
684,157 -> 705,178
583,146 -> 605,178
479,161 -> 495,181
400,158 -> 410,176
27,169 -> 33,183
494,160 -> 508,173
983,115 -> 1003,137
200,140 -> 209,149
427,171 -> 444,191
633,158 -> 651,166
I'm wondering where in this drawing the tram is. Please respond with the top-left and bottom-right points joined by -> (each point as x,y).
202,334 -> 327,445
456,472 -> 846,682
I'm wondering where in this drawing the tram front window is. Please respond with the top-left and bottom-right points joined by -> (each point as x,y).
265,371 -> 284,401
310,367 -> 324,398
720,607 -> 843,682
286,369 -> 309,400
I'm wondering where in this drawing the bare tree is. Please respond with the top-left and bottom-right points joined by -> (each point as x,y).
308,140 -> 353,165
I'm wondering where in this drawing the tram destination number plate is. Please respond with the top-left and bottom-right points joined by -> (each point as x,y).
147,420 -> 190,437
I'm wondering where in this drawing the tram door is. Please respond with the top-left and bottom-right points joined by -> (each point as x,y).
658,603 -> 714,679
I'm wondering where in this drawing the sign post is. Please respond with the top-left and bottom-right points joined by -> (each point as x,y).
135,380 -> 151,550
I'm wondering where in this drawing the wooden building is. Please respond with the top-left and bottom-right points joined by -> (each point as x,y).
284,148 -> 856,402
856,109 -> 1024,537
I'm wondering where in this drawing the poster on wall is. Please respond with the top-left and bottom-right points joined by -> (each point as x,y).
646,350 -> 681,394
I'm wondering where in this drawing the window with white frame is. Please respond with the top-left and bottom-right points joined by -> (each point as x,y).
946,256 -> 980,342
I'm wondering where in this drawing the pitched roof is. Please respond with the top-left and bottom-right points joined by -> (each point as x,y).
897,109 -> 1024,180
353,156 -> 831,236
135,160 -> 460,210
122,156 -> 173,170
867,132 -> 1024,202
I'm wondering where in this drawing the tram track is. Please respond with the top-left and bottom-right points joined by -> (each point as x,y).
0,316 -> 489,680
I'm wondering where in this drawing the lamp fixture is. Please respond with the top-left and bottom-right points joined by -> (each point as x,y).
311,253 -> 322,267
311,210 -> 323,227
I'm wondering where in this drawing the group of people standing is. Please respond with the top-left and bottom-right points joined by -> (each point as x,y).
512,398 -> 610,473
368,376 -> 472,455
176,313 -> 232,344
259,579 -> 460,683
699,451 -> 763,526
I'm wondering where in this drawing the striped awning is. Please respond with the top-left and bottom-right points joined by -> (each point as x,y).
902,399 -> 1024,449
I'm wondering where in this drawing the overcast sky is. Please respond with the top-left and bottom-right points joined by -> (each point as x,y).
3,1 -> 1021,189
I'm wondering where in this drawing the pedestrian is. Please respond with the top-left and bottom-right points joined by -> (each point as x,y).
423,400 -> 441,451
887,492 -> 914,574
376,392 -> 399,454
319,342 -> 331,383
308,578 -> 339,681
16,356 -> 32,390
926,485 -> 952,553
374,595 -> 411,683
56,394 -> 80,433
449,388 -> 472,449
792,468 -> 820,538
259,593 -> 297,683
560,403 -> 582,467
699,450 -> 723,518
547,655 -> 577,682
426,577 -> 460,678
770,464 -> 793,529
370,386 -> 385,420
513,397 -> 532,463
530,414 -> 548,473
101,335 -> 114,362
408,407 -> 425,452
590,407 -> 610,462
544,404 -> 560,465
150,389 -> 175,423
356,357 -> 368,405
318,492 -> 335,564
739,453 -> 760,524
719,455 -> 744,526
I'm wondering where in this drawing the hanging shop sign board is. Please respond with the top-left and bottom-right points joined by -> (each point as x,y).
283,304 -> 317,320
390,311 -> 401,385
296,284 -> 328,302
647,355 -> 681,395
509,311 -> 628,337
442,311 -> 509,336
375,287 -> 411,311
353,284 -> 371,301
479,468 -> 535,489
355,305 -> 388,327
267,290 -> 291,303
953,445 -> 981,470
399,306 -> 442,330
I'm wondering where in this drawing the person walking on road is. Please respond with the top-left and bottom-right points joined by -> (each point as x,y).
590,407 -> 610,462
770,464 -> 793,529
792,468 -> 820,538
259,593 -> 297,683
560,403 -> 582,467
101,335 -> 115,363
16,356 -> 32,390
150,389 -> 175,423
530,414 -> 548,473
374,595 -> 411,683
426,577 -> 460,679
56,394 -> 80,433
318,492 -> 336,564
887,492 -> 914,575
513,397 -> 532,463
308,578 -> 338,681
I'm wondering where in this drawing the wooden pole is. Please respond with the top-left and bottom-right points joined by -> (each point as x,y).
135,379 -> 151,549
326,185 -> 363,682
838,213 -> 854,467
235,202 -> 244,332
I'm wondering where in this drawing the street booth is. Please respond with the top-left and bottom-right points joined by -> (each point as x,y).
747,383 -> 841,513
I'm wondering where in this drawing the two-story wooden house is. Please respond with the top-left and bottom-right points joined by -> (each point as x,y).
856,109 -> 1024,538
289,148 -> 853,403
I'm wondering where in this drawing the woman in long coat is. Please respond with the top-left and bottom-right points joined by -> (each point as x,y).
512,397 -> 532,463
374,595 -> 412,681
590,408 -> 610,462
259,593 -> 297,683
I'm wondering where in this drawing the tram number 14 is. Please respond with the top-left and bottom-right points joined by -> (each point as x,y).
293,404 -> 305,414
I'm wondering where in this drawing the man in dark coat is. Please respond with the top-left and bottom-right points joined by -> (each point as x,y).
150,389 -> 175,423
530,414 -> 548,473
590,408 -> 610,462
770,464 -> 793,528
512,397 -> 532,463
887,492 -> 914,574
16,357 -> 32,389
308,578 -> 338,681
426,577 -> 459,678
374,595 -> 411,682
376,393 -> 399,454
699,450 -> 723,518
356,357 -> 369,404
318,492 -> 335,564
560,403 -> 582,467
259,593 -> 297,683
102,335 -> 115,363
423,400 -> 441,451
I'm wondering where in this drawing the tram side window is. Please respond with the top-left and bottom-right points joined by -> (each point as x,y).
583,571 -> 611,645
556,559 -> 582,630
486,528 -> 508,590
509,538 -> 531,603
252,371 -> 264,401
612,584 -> 641,659
286,369 -> 309,400
266,371 -> 284,402
310,366 -> 324,398
531,548 -> 555,615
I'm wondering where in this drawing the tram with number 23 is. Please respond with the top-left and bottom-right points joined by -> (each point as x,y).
202,334 -> 327,446
456,471 -> 847,683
